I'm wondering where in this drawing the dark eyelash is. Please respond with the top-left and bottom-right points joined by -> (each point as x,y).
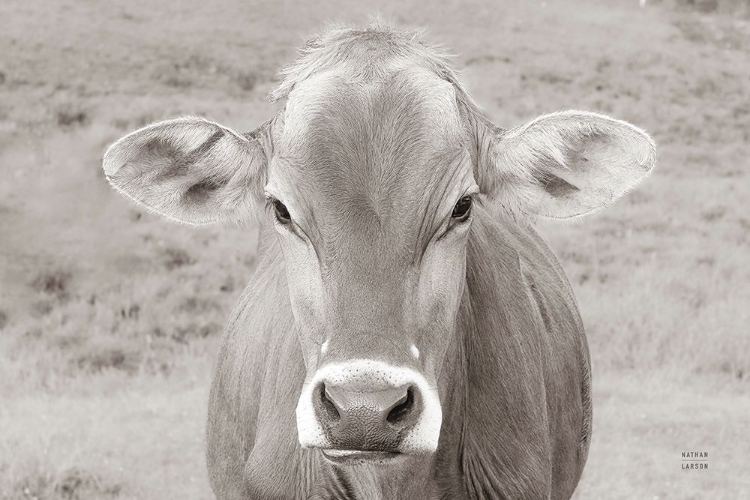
264,197 -> 275,214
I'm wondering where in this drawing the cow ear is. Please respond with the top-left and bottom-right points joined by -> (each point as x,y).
103,116 -> 268,225
485,111 -> 656,219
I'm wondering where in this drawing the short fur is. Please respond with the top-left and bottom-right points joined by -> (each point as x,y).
102,22 -> 656,500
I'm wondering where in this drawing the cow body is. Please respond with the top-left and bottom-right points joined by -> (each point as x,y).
103,23 -> 653,500
208,211 -> 591,500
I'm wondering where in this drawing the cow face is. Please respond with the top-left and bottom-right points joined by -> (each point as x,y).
268,69 -> 473,457
102,30 -> 655,467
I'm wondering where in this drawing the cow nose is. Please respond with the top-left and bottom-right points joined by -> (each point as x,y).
313,382 -> 421,450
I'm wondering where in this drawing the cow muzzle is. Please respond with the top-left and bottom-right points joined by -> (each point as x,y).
295,359 -> 442,460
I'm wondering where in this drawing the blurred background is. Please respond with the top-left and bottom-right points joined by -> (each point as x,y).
1,0 -> 748,498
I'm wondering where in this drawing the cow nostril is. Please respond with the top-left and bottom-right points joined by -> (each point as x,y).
320,383 -> 340,421
386,387 -> 414,424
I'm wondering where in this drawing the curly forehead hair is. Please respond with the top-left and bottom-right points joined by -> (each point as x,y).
268,20 -> 476,106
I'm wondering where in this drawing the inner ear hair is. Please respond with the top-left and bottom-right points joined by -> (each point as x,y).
540,173 -> 580,198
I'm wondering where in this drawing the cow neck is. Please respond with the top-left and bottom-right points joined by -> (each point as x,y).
449,213 -> 554,498
430,294 -> 471,498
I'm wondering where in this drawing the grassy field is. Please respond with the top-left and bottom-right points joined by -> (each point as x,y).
1,0 -> 748,498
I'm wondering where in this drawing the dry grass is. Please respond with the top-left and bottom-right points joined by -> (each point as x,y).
0,0 -> 748,498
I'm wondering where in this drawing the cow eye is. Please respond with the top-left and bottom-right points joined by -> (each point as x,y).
451,195 -> 473,220
273,199 -> 291,224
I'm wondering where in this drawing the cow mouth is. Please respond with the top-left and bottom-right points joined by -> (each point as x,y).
320,449 -> 403,465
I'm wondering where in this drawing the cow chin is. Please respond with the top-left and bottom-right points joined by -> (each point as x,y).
295,359 -> 442,461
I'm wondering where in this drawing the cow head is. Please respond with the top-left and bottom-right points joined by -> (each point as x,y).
103,26 -> 655,467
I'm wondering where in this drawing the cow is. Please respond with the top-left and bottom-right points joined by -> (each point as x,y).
102,24 -> 655,500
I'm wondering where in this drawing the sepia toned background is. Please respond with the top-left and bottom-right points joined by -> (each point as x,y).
1,0 -> 749,498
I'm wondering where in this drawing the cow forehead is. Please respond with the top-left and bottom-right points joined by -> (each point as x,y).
281,65 -> 462,146
270,66 -> 471,260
